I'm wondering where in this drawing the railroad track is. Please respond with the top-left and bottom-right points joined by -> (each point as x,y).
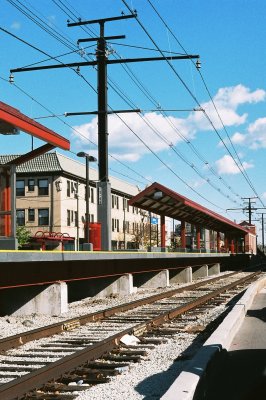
0,270 -> 262,400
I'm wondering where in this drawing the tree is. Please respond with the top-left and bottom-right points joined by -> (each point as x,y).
16,226 -> 31,249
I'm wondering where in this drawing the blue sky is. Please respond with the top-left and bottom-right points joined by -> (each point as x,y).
1,0 -> 266,242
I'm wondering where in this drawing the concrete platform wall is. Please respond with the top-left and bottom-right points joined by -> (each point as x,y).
0,282 -> 68,316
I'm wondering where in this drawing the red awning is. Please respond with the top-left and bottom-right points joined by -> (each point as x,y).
0,101 -> 70,151
129,182 -> 248,236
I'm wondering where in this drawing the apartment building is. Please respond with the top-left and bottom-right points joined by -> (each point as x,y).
0,152 -> 152,250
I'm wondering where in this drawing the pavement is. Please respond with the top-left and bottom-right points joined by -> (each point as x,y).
161,274 -> 266,400
202,287 -> 266,400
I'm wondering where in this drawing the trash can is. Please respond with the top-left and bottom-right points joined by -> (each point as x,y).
89,223 -> 101,250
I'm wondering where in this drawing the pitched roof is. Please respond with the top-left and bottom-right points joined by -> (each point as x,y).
0,152 -> 140,196
0,153 -> 62,173
129,181 -> 249,235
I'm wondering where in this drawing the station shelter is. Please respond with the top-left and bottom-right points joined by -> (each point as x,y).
129,182 -> 256,254
0,101 -> 70,249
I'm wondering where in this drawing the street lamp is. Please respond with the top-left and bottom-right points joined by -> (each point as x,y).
77,152 -> 97,246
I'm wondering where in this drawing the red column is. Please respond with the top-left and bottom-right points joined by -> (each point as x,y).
217,232 -> 221,252
230,239 -> 235,254
161,215 -> 166,248
181,220 -> 186,249
196,226 -> 201,250
224,236 -> 229,252
0,171 -> 11,237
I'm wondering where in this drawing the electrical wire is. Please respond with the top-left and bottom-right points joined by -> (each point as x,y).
6,0 -> 75,50
48,0 -> 241,205
122,0 -> 264,206
0,75 -> 151,187
4,1 -> 244,211
145,0 -> 265,207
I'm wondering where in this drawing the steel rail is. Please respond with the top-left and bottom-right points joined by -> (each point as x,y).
0,271 -> 238,352
0,271 -> 260,400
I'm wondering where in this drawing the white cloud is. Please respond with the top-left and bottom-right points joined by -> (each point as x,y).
231,117 -> 266,149
72,112 -> 192,161
72,84 -> 266,161
215,154 -> 254,175
188,178 -> 206,189
188,84 -> 265,131
215,85 -> 265,107
231,132 -> 246,145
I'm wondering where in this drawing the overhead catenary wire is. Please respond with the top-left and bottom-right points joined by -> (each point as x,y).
37,1 -> 239,208
122,0 -> 263,206
0,76 -> 150,186
6,0 -> 75,50
51,0 -> 243,205
107,52 -> 241,204
105,48 -> 242,201
144,0 -> 265,207
4,1 -> 244,213
27,0 -> 242,206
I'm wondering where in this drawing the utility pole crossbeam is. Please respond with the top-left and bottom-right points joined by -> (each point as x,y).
10,12 -> 199,251
226,197 -> 266,226
242,197 -> 258,225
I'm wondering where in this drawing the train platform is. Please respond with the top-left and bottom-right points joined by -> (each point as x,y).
161,273 -> 266,400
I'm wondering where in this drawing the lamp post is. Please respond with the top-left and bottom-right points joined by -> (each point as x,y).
77,152 -> 97,245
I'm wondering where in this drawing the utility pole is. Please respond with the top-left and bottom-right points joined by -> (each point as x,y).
255,213 -> 266,252
241,197 -> 257,224
226,197 -> 266,225
10,12 -> 199,250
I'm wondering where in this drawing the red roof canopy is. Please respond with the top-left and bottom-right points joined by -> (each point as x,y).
129,182 -> 248,236
0,101 -> 70,150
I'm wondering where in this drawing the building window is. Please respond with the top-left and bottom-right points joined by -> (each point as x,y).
123,198 -> 129,212
67,180 -> 71,197
38,209 -> 49,226
74,211 -> 78,227
112,218 -> 119,232
16,180 -> 25,196
16,209 -> 25,226
38,179 -> 49,196
28,208 -> 35,222
112,195 -> 119,209
28,179 -> 35,192
67,210 -> 71,226
90,188 -> 94,203
124,221 -> 129,233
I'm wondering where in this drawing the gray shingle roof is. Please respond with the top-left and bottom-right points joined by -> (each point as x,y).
0,152 -> 140,196
0,153 -> 62,173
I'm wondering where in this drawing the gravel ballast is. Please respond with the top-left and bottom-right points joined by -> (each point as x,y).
0,271 -> 253,399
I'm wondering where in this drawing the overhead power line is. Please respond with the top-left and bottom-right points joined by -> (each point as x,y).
122,0 -> 263,207
50,0 -> 242,205
0,75 -> 149,186
5,1 -> 243,212
144,0 -> 265,207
